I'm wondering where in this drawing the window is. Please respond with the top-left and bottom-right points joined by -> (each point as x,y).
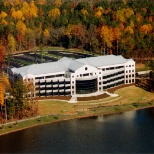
129,75 -> 131,77
72,76 -> 74,78
102,68 -> 105,71
83,73 -> 89,77
99,72 -> 101,74
129,70 -> 131,73
129,65 -> 131,67
72,81 -> 74,84
99,82 -> 101,85
85,67 -> 88,70
99,77 -> 101,80
46,75 -> 54,79
55,74 -> 64,77
35,76 -> 44,80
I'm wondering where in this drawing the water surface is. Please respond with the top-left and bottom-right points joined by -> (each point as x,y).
0,108 -> 154,153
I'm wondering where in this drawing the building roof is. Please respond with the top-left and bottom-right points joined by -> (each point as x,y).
77,55 -> 131,67
11,55 -> 135,77
12,61 -> 67,77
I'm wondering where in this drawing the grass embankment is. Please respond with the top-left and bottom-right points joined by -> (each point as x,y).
1,85 -> 154,136
136,63 -> 147,72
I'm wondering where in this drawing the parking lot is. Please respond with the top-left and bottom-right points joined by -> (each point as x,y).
6,50 -> 93,68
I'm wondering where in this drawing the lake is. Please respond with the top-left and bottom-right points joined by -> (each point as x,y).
0,108 -> 154,153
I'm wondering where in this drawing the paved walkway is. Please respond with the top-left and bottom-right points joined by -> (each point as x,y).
137,70 -> 151,75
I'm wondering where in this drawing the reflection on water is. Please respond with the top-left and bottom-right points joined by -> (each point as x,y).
0,108 -> 154,153
148,107 -> 154,117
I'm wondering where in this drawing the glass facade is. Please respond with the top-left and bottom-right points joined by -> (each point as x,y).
76,78 -> 97,94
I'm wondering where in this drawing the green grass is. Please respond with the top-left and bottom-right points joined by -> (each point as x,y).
0,114 -> 75,135
1,85 -> 154,136
13,59 -> 34,65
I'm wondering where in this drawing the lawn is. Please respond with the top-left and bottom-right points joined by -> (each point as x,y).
116,85 -> 154,105
1,85 -> 154,136
38,85 -> 154,116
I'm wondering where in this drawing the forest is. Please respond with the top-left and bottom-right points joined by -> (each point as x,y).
0,0 -> 153,64
0,0 -> 154,122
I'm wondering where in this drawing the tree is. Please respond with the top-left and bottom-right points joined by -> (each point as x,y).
140,24 -> 153,35
10,79 -> 28,119
94,6 -> 104,18
24,79 -> 38,116
0,45 -> 5,71
25,28 -> 36,49
16,20 -> 27,50
29,0 -> 38,18
48,8 -> 61,22
100,25 -> 114,54
0,74 -> 10,122
12,10 -> 23,21
8,33 -> 16,53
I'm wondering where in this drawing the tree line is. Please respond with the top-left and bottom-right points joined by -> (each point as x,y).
0,75 -> 38,123
0,0 -> 153,63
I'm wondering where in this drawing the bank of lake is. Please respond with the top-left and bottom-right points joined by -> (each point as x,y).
0,85 -> 154,136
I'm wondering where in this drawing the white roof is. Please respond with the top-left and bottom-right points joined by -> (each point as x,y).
12,61 -> 67,77
11,55 -> 134,77
76,55 -> 132,67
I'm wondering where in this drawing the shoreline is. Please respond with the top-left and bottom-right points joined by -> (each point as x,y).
0,100 -> 154,137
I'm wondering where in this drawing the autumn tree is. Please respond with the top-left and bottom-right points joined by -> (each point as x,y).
100,25 -> 114,55
0,45 -> 5,71
0,74 -> 10,122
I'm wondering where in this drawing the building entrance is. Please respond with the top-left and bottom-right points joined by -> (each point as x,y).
76,78 -> 97,94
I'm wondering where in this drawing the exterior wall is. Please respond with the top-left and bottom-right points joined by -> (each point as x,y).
124,61 -> 135,84
70,65 -> 98,96
100,64 -> 125,90
34,71 -> 71,97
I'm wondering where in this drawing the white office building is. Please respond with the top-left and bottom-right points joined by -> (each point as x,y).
9,55 -> 135,98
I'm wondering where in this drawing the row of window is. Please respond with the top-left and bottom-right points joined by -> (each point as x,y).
126,79 -> 135,83
126,74 -> 135,78
102,76 -> 124,84
102,66 -> 124,71
125,70 -> 135,73
103,80 -> 125,90
36,91 -> 71,97
36,85 -> 71,90
103,71 -> 124,79
35,80 -> 70,85
126,65 -> 135,67
35,74 -> 64,80
72,72 -> 97,78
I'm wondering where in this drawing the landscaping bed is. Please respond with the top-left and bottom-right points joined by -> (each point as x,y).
77,93 -> 109,101
35,96 -> 71,101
